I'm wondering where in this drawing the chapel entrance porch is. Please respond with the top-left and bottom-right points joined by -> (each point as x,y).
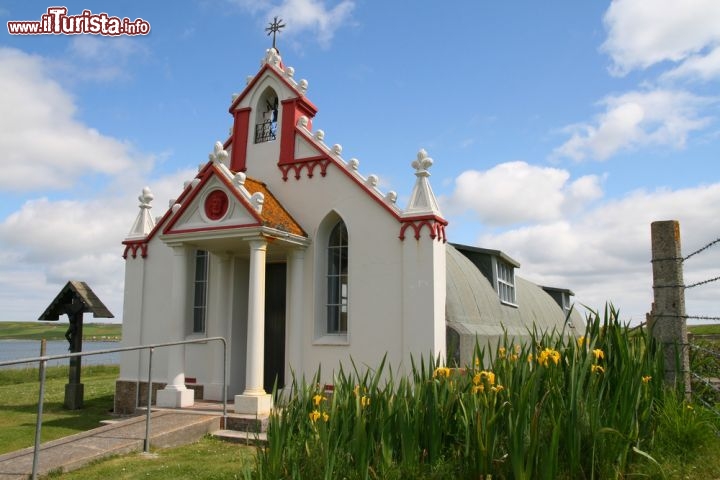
156,231 -> 307,416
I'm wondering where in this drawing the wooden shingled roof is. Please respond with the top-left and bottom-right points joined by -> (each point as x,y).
38,281 -> 114,321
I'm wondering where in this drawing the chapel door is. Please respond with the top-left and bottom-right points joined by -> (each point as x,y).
264,262 -> 286,392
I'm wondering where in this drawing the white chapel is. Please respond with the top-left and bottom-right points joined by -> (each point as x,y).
115,48 -> 581,415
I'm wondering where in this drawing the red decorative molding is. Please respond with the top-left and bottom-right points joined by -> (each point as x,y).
228,64 -> 317,115
279,156 -> 332,181
399,216 -> 448,243
279,98 -> 317,168
122,241 -> 149,259
163,163 -> 264,235
230,108 -> 250,172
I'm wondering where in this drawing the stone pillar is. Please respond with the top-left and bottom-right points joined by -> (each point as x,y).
157,246 -> 194,408
650,220 -> 690,394
235,238 -> 272,415
285,248 -> 305,385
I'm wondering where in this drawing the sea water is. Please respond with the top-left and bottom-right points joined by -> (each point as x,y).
0,340 -> 120,369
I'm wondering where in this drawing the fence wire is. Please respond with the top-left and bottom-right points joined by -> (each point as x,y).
651,234 -> 720,292
684,237 -> 720,262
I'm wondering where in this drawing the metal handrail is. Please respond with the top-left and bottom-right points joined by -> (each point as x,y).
0,336 -> 228,480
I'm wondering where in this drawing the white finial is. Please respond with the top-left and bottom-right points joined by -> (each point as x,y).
209,141 -> 229,165
171,203 -> 181,213
297,116 -> 309,128
191,178 -> 201,188
264,48 -> 282,66
138,187 -> 154,208
251,192 -> 265,212
286,66 -> 295,78
332,144 -> 342,155
367,174 -> 379,187
126,187 -> 156,239
386,191 -> 398,203
348,158 -> 359,170
314,129 -> 325,142
233,172 -> 247,187
412,148 -> 433,173
298,79 -> 308,95
231,93 -> 239,102
404,148 -> 442,216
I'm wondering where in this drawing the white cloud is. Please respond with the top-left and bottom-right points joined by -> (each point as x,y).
0,47 -> 152,192
227,0 -> 354,48
661,45 -> 720,83
553,89 -> 713,161
602,0 -> 720,76
0,45 -> 196,322
476,183 -> 720,323
0,166 -> 194,322
52,35 -> 151,82
69,35 -> 149,61
268,0 -> 354,47
443,161 -> 603,226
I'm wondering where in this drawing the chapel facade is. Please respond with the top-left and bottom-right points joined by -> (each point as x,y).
115,48 -> 580,415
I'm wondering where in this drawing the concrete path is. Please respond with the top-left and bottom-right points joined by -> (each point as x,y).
0,411 -> 220,480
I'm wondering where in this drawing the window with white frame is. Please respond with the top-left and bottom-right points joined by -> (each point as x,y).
326,220 -> 348,334
192,249 -> 209,333
496,259 -> 516,306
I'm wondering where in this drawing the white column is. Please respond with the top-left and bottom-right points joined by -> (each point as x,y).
235,238 -> 273,414
157,246 -> 194,407
204,253 -> 231,401
285,248 -> 305,386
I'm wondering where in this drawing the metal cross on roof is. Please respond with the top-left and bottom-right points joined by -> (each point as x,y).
266,16 -> 286,49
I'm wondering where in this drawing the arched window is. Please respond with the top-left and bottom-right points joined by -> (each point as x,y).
254,87 -> 279,143
326,220 -> 348,334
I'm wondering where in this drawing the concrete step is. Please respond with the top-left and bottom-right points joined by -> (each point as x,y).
211,429 -> 267,445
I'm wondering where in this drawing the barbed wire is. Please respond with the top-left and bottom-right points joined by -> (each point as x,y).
689,344 -> 720,360
685,315 -> 720,321
651,314 -> 720,321
651,236 -> 720,263
685,275 -> 720,289
684,237 -> 720,262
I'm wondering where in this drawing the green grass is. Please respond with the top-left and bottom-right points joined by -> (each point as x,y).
688,324 -> 720,335
45,436 -> 255,480
0,321 -> 121,341
0,365 -> 118,454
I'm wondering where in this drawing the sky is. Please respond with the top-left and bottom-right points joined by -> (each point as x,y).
1,0 -> 719,325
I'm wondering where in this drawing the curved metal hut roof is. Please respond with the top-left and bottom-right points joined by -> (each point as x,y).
445,243 -> 583,365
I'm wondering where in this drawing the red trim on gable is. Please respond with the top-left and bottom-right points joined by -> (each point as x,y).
280,127 -> 410,222
228,63 -> 318,115
399,215 -> 448,243
163,163 -> 264,236
122,241 -> 149,259
230,108 -> 250,172
279,155 -> 332,181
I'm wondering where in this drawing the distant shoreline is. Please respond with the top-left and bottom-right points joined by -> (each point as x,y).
0,321 -> 122,342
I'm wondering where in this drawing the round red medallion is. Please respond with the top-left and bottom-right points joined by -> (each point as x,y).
204,190 -> 229,220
